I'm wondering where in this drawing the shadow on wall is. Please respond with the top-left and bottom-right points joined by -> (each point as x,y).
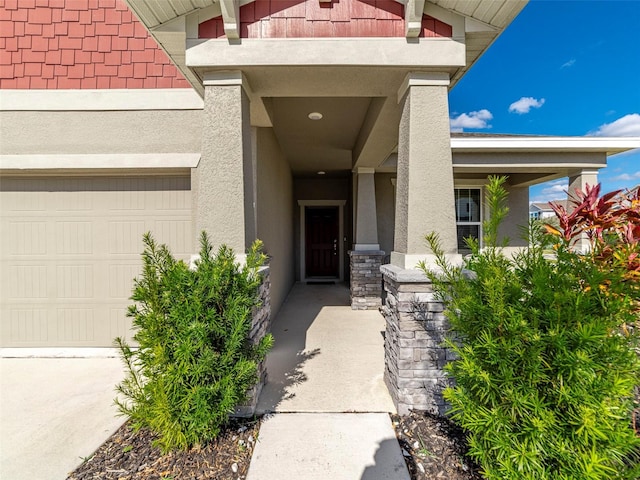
255,283 -> 349,412
360,438 -> 411,480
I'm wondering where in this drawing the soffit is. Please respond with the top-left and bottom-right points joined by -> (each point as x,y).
270,97 -> 373,175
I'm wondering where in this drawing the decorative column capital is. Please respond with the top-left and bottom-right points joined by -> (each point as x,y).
397,72 -> 450,103
568,168 -> 599,177
203,70 -> 253,97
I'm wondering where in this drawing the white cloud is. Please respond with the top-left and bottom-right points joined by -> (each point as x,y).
508,97 -> 546,114
589,113 -> 640,137
609,171 -> 640,182
561,59 -> 576,68
530,180 -> 568,204
449,109 -> 493,132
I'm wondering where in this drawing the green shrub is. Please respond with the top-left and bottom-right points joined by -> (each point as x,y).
421,176 -> 640,479
114,232 -> 273,452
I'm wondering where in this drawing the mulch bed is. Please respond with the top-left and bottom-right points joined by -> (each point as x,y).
391,411 -> 482,480
68,402 -> 639,480
67,418 -> 260,480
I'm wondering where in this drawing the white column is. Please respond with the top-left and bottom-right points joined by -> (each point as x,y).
568,169 -> 598,199
354,167 -> 380,251
391,72 -> 460,269
567,169 -> 599,252
192,71 -> 256,254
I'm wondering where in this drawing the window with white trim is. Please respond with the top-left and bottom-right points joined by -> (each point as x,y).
455,188 -> 482,254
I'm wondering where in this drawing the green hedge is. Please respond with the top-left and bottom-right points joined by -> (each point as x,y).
115,232 -> 273,452
421,177 -> 640,479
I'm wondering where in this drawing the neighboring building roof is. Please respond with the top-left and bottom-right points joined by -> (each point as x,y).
530,200 -> 567,212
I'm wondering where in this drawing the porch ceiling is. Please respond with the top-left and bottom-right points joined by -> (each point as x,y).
270,97 -> 372,175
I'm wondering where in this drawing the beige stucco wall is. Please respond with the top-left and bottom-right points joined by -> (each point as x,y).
256,127 -> 294,316
375,173 -> 396,257
194,84 -> 252,253
0,110 -> 202,155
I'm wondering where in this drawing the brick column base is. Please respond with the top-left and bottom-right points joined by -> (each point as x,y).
349,250 -> 385,310
380,264 -> 455,415
234,265 -> 271,417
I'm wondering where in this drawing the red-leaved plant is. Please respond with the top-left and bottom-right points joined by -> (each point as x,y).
546,183 -> 640,283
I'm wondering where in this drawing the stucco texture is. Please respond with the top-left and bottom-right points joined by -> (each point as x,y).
194,84 -> 251,252
256,127 -> 295,317
0,110 -> 202,155
395,83 -> 457,258
375,172 -> 396,256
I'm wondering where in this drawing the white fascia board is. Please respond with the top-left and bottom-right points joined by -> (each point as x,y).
0,153 -> 201,170
451,136 -> 640,155
186,37 -> 466,68
0,89 -> 203,111
453,162 -> 608,171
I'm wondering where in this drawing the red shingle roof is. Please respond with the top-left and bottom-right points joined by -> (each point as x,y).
0,0 -> 190,89
198,0 -> 452,39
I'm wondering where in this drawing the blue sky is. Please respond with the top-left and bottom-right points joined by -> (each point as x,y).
448,0 -> 640,203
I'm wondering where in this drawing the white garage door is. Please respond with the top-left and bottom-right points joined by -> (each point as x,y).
0,175 -> 192,347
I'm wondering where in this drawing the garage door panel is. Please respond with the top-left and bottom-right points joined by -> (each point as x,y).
1,308 -> 50,344
1,175 -> 192,347
107,220 -> 149,255
56,264 -> 94,299
55,221 -> 94,255
110,307 -> 135,344
5,265 -> 48,299
109,263 -> 141,299
4,221 -> 48,256
154,219 -> 193,257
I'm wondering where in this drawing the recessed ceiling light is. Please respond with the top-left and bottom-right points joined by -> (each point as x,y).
308,112 -> 323,120
317,171 -> 326,175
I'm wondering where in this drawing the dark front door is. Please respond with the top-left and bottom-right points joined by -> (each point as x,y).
305,206 -> 339,277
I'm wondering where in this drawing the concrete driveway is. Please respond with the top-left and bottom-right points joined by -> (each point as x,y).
0,355 -> 125,480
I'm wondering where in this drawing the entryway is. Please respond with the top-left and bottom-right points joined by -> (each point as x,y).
298,199 -> 347,282
305,206 -> 339,278
256,283 -> 395,413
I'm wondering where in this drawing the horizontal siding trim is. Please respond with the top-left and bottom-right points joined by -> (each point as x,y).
0,88 -> 203,111
0,153 -> 201,170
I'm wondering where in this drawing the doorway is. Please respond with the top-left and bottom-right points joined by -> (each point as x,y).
298,200 -> 346,282
305,206 -> 339,278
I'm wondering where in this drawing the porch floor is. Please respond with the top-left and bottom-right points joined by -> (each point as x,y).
256,282 -> 396,413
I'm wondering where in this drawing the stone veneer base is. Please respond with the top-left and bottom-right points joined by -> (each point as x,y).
349,250 -> 385,310
234,265 -> 271,417
380,264 -> 455,415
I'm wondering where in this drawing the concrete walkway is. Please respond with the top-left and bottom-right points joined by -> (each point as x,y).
248,283 -> 409,480
246,413 -> 410,480
0,356 -> 125,480
257,283 -> 395,413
